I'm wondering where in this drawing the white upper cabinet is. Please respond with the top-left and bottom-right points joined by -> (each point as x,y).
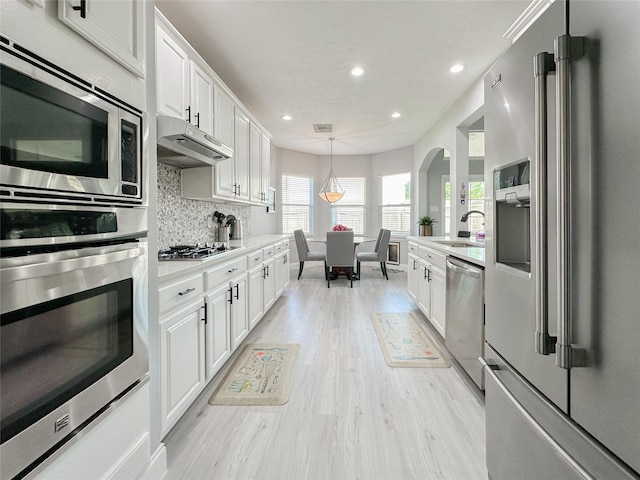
58,0 -> 145,77
156,24 -> 215,137
212,86 -> 237,198
234,109 -> 251,200
190,62 -> 214,135
157,10 -> 271,206
249,123 -> 263,203
260,133 -> 271,204
213,85 -> 235,149
156,26 -> 189,120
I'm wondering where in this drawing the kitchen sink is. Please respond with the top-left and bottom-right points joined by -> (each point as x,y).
435,241 -> 483,248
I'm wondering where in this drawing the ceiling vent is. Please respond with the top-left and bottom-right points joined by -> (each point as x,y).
313,124 -> 333,134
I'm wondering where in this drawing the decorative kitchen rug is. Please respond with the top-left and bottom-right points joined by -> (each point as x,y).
209,343 -> 300,406
370,313 -> 450,368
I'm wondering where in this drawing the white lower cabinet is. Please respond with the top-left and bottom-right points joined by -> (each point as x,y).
415,246 -> 447,338
263,256 -> 276,312
157,237 -> 292,437
274,249 -> 290,298
248,262 -> 265,331
203,283 -> 231,380
159,297 -> 205,435
407,252 -> 419,303
229,272 -> 249,351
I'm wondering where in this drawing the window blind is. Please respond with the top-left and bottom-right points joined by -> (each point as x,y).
380,172 -> 411,235
281,174 -> 313,233
331,177 -> 365,234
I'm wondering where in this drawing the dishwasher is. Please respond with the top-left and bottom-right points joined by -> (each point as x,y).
445,256 -> 485,390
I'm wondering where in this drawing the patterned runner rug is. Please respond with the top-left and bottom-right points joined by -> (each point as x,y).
370,312 -> 450,368
209,343 -> 300,406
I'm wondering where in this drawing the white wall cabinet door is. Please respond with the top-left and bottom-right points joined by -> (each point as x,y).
407,253 -> 419,303
429,265 -> 446,339
190,62 -> 214,135
263,257 -> 276,312
249,123 -> 262,203
156,26 -> 189,120
230,273 -> 249,351
160,298 -> 205,435
204,283 -> 232,380
58,0 -> 145,77
248,263 -> 265,331
234,110 -> 251,201
213,85 -> 236,198
260,134 -> 271,204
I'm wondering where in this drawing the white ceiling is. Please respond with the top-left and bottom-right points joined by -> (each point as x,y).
155,1 -> 529,156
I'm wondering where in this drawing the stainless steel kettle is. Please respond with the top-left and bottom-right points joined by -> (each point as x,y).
231,220 -> 243,239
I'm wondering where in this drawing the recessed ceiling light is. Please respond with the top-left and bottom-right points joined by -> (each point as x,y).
350,66 -> 365,76
391,112 -> 402,118
450,64 -> 464,73
281,114 -> 292,121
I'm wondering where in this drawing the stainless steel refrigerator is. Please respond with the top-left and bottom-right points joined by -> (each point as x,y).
483,1 -> 640,479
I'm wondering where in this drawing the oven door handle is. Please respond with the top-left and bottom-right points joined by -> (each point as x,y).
0,243 -> 144,282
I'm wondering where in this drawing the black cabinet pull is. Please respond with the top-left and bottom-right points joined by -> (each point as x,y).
185,106 -> 191,123
234,284 -> 240,299
195,112 -> 200,128
201,303 -> 208,324
178,287 -> 195,296
72,0 -> 86,18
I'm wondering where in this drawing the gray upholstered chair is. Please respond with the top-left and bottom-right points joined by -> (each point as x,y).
293,229 -> 326,280
356,229 -> 391,280
325,230 -> 355,288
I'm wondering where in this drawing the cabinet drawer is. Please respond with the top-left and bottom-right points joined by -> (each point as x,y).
246,249 -> 263,269
204,256 -> 246,290
418,245 -> 446,270
263,244 -> 276,258
408,242 -> 419,255
159,274 -> 203,314
274,239 -> 290,253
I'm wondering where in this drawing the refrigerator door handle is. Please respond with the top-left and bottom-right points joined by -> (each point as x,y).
554,35 -> 586,369
533,50 -> 557,356
478,357 -> 595,480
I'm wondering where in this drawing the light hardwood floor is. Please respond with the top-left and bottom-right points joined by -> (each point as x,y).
163,264 -> 488,480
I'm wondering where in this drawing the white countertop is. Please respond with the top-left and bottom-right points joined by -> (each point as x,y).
406,235 -> 485,267
157,234 -> 292,282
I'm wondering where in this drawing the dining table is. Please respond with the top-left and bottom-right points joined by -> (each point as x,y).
308,234 -> 377,280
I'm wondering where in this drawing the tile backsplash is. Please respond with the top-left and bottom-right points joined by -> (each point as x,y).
157,163 -> 251,249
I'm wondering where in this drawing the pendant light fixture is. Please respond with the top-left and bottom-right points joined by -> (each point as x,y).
318,137 -> 344,203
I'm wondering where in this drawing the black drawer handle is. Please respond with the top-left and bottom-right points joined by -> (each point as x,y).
178,287 -> 196,296
72,0 -> 86,18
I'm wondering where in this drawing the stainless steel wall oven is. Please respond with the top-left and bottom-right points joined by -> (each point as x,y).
0,203 -> 148,479
0,36 -> 145,206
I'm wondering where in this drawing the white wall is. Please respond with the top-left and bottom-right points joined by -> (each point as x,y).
276,145 -> 413,264
413,80 -> 484,237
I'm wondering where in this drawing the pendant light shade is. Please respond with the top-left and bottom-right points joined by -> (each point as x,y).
319,137 -> 344,203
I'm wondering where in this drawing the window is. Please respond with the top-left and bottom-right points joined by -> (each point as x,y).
442,175 -> 486,235
380,172 -> 411,235
281,174 -> 313,233
331,177 -> 365,234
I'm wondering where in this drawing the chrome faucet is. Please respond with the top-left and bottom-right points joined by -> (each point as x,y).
460,210 -> 485,222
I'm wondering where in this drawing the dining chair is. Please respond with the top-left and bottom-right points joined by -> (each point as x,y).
325,231 -> 355,288
356,229 -> 391,280
293,229 -> 326,280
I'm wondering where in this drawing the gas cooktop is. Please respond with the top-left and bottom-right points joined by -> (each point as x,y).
158,244 -> 238,261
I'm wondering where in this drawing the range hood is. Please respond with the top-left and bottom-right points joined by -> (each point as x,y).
156,115 -> 233,168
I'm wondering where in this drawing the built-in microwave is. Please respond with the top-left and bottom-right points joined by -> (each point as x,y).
0,37 -> 144,205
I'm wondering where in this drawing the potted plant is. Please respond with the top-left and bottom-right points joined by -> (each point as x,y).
418,216 -> 437,236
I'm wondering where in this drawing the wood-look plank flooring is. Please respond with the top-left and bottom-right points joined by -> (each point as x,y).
163,264 -> 488,480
